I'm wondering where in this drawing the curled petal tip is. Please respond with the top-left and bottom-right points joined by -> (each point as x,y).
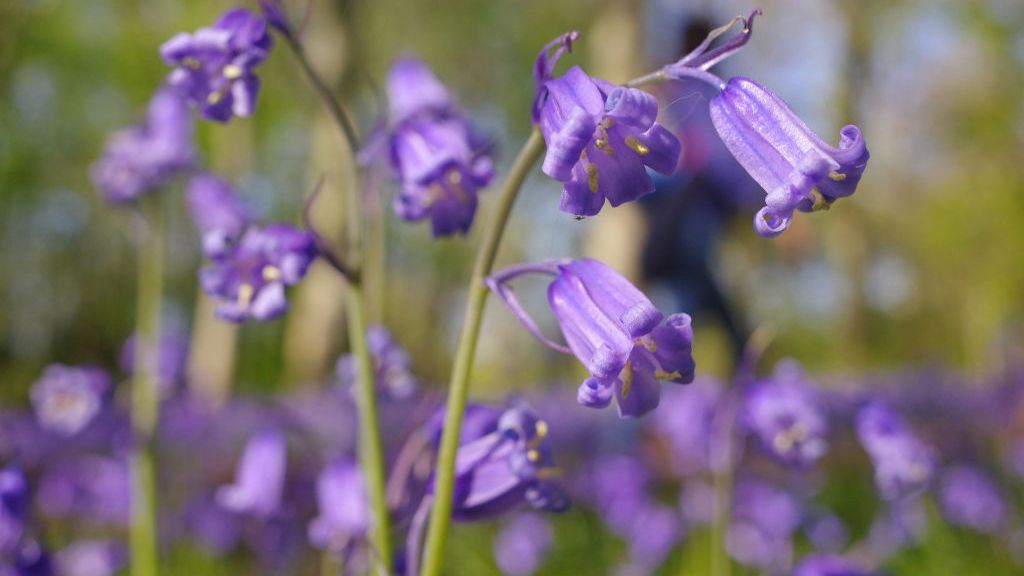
754,208 -> 790,238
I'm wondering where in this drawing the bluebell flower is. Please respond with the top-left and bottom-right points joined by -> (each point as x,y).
30,365 -> 111,437
376,58 -> 494,237
336,325 -> 418,400
488,259 -> 695,418
308,460 -> 369,553
493,513 -> 553,576
432,404 -> 568,521
855,402 -> 935,500
199,224 -> 317,322
0,468 -> 28,555
938,465 -> 1007,533
217,430 -> 287,518
726,479 -> 801,572
54,541 -> 125,576
186,173 -> 251,260
91,88 -> 194,204
709,77 -> 869,237
743,360 -> 828,467
160,8 -> 273,122
533,33 -> 681,217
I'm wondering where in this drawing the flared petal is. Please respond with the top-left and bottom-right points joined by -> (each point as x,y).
633,123 -> 682,175
604,87 -> 658,130
615,355 -> 661,418
587,132 -> 655,207
559,162 -> 606,217
542,106 -> 596,181
650,313 -> 696,381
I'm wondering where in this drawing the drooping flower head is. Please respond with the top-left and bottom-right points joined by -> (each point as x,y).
30,365 -> 111,437
938,465 -> 1007,534
0,468 -> 28,555
430,403 -> 569,521
533,33 -> 681,217
186,173 -> 251,259
336,325 -> 418,400
493,513 -> 553,576
199,223 -> 317,322
375,58 -> 494,237
160,8 -> 273,122
743,360 -> 828,468
709,77 -> 869,237
91,87 -> 194,204
308,459 -> 369,554
217,429 -> 287,518
855,402 -> 935,501
488,259 -> 695,418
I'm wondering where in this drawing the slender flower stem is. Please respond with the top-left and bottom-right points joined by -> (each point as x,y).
419,128 -> 546,576
130,197 -> 164,576
283,32 -> 392,574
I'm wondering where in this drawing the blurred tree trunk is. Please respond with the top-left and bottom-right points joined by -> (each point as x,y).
583,0 -> 646,281
281,0 -> 352,387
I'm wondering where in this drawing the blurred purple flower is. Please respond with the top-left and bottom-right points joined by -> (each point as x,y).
30,365 -> 111,437
726,479 -> 801,571
308,459 -> 368,553
186,173 -> 250,259
54,541 -> 125,576
488,259 -> 695,418
679,479 -> 716,527
337,325 -> 418,400
709,77 -> 869,237
378,58 -> 494,237
160,8 -> 273,122
493,513 -> 553,576
119,329 -> 188,398
532,33 -> 680,217
804,512 -> 849,553
655,379 -> 720,476
438,404 -> 568,521
9,541 -> 53,576
793,555 -> 869,576
184,495 -> 241,556
36,456 -> 130,526
938,465 -> 1006,533
199,223 -> 317,322
0,468 -> 27,555
743,361 -> 828,467
217,429 -> 287,518
91,87 -> 194,204
864,497 -> 926,562
855,402 -> 935,501
258,0 -> 292,36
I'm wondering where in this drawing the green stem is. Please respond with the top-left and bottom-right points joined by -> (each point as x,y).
347,283 -> 392,572
130,197 -> 164,576
419,129 -> 546,576
283,32 -> 392,574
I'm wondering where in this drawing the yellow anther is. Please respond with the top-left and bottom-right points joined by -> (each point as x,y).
809,189 -> 831,211
237,283 -> 254,307
827,171 -> 847,182
527,449 -> 540,462
447,170 -> 462,185
183,57 -> 201,70
223,64 -> 244,80
625,135 -> 649,156
654,370 -> 683,382
207,91 -> 224,105
619,362 -> 634,399
535,467 -> 564,480
586,164 -> 600,193
535,420 -> 548,438
262,265 -> 281,281
595,138 -> 607,149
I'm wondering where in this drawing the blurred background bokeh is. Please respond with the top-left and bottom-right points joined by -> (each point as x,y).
2,0 -> 1024,574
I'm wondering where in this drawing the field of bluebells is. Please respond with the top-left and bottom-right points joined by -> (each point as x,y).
3,0 -> 1024,575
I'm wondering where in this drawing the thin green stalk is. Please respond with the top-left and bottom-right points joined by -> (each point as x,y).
130,197 -> 164,576
419,129 -> 545,576
283,33 -> 392,573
